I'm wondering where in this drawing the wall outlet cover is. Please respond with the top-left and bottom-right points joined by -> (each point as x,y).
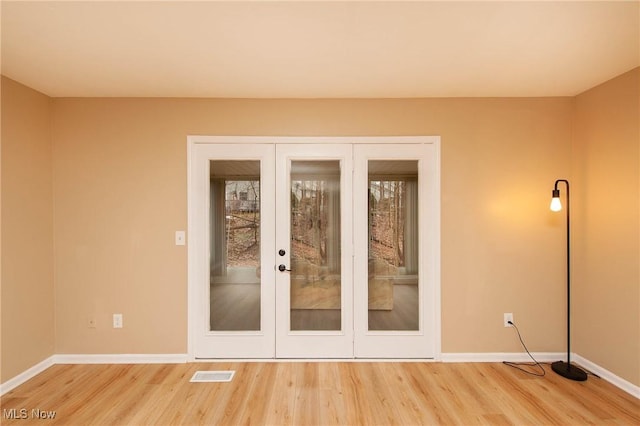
113,314 -> 123,328
504,313 -> 514,327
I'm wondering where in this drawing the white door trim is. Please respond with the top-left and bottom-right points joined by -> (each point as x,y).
189,135 -> 435,145
187,135 -> 441,360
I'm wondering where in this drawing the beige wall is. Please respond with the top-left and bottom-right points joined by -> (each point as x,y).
1,77 -> 54,382
4,69 -> 637,389
572,68 -> 639,387
51,97 -> 572,355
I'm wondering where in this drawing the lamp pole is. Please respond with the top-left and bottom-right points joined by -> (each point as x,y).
550,179 -> 587,381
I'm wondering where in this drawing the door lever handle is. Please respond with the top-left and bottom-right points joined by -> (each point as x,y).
278,264 -> 291,272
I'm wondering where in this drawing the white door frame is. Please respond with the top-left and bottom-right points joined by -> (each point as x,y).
187,136 -> 441,360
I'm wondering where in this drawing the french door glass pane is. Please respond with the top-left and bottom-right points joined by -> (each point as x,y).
368,160 -> 419,331
290,160 -> 341,331
209,160 -> 261,331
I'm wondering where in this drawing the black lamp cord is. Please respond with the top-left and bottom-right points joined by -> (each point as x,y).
503,320 -> 601,379
502,320 -> 546,377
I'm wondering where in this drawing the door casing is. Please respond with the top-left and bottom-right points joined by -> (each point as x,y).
187,136 -> 441,360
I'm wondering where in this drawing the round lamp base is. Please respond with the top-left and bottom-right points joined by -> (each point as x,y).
551,361 -> 588,381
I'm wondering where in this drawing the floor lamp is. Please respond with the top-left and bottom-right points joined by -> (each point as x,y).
550,179 -> 588,381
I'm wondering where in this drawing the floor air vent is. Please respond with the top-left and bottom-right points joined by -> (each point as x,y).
190,371 -> 235,383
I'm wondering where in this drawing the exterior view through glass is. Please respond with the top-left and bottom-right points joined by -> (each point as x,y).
209,160 -> 261,331
368,160 -> 419,331
290,160 -> 342,331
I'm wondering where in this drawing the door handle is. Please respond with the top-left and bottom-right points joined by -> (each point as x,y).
278,264 -> 291,272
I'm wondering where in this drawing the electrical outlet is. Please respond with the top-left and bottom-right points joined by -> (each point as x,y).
113,313 -> 123,329
504,313 -> 514,327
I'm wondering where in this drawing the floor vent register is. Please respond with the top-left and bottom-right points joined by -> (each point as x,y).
190,371 -> 235,383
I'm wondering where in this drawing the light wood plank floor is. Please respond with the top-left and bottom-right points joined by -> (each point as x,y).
1,362 -> 638,425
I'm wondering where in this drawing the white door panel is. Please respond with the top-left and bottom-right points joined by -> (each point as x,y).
353,144 -> 439,358
191,143 -> 276,358
275,144 -> 353,358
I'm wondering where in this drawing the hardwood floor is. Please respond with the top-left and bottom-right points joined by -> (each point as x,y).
2,362 -> 638,425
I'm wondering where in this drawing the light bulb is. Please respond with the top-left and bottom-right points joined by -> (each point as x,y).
550,196 -> 562,212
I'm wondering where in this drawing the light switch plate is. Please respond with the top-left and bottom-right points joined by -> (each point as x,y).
175,231 -> 186,246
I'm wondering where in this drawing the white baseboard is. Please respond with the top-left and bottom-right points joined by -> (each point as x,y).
573,353 -> 640,399
1,354 -> 188,396
442,352 -> 639,399
3,352 -> 637,400
441,352 -> 563,363
0,356 -> 55,396
53,353 -> 189,364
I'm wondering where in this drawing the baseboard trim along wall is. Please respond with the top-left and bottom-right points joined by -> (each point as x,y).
573,354 -> 640,399
0,354 -> 188,396
441,352 -> 563,363
0,356 -> 55,396
2,352 -> 638,399
441,352 -> 640,399
53,354 -> 190,365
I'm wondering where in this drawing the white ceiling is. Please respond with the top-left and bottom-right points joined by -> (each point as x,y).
1,1 -> 638,98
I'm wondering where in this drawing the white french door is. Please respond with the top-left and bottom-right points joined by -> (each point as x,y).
275,144 -> 353,358
189,137 -> 440,360
353,144 -> 439,358
190,143 -> 276,358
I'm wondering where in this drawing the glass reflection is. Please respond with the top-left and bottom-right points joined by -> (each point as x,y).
368,161 -> 419,331
209,160 -> 261,331
290,161 -> 341,331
